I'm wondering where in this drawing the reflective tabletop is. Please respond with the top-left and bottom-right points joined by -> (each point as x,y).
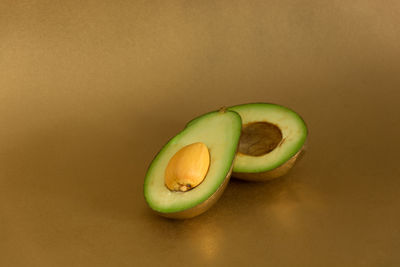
1,1 -> 400,266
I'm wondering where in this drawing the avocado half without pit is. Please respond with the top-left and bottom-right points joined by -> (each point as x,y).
228,103 -> 308,181
144,109 -> 242,219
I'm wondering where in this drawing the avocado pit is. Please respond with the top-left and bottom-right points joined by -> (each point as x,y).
164,142 -> 210,192
238,121 -> 283,156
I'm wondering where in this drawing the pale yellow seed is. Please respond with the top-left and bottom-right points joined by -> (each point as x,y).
164,142 -> 210,192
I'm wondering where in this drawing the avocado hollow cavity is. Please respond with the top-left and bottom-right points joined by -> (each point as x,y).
238,122 -> 283,157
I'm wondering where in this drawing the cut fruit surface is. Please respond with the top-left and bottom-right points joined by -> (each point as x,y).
144,109 -> 242,218
229,103 -> 307,179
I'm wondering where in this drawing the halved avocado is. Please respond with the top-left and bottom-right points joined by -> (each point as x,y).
144,109 -> 242,219
228,103 -> 307,181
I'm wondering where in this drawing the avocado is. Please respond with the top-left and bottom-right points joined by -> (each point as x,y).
228,103 -> 307,181
144,109 -> 242,219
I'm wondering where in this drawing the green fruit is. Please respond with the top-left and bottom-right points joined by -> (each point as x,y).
144,109 -> 242,219
229,103 -> 307,181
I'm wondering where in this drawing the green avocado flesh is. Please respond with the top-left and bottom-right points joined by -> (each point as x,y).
229,103 -> 307,173
144,110 -> 242,214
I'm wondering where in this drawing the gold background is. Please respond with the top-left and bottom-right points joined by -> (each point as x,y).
1,1 -> 400,266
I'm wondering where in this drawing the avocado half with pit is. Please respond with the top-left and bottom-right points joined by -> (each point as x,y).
229,103 -> 307,181
144,109 -> 242,219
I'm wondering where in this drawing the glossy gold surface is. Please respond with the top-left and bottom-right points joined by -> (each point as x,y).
1,1 -> 400,266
